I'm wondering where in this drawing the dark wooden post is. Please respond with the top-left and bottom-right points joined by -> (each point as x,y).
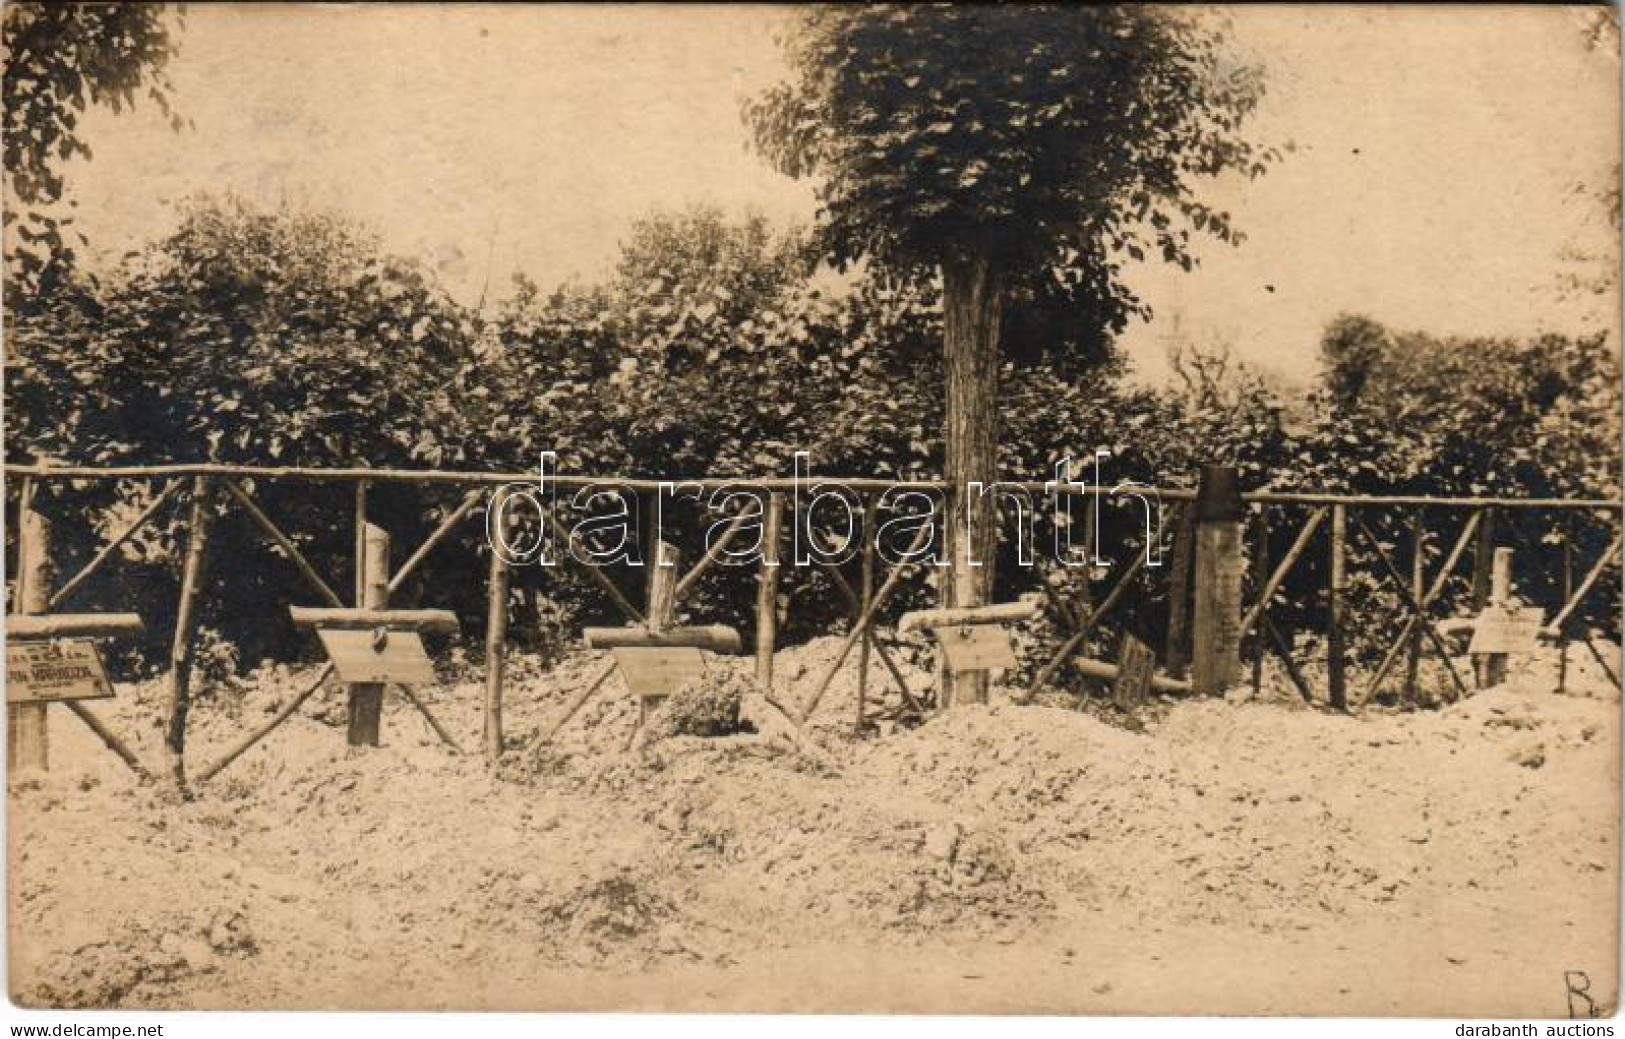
165,476 -> 213,784
854,494 -> 876,733
1164,503 -> 1196,678
1191,466 -> 1244,696
484,488 -> 510,765
1327,503 -> 1348,710
1403,509 -> 1425,706
755,492 -> 784,689
11,489 -> 52,773
1249,508 -> 1269,696
348,522 -> 389,746
1558,515 -> 1573,693
1471,506 -> 1497,612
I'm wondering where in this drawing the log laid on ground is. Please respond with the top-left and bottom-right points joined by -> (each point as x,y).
1068,656 -> 1193,696
7,613 -> 146,639
287,607 -> 460,635
897,597 -> 1040,634
581,625 -> 742,653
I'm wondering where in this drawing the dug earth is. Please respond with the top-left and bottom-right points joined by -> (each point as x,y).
7,638 -> 1619,1016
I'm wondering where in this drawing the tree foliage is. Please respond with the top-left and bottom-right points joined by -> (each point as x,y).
3,2 -> 185,298
745,4 -> 1275,339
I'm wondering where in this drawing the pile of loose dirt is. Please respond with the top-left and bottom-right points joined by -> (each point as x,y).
7,636 -> 1618,1011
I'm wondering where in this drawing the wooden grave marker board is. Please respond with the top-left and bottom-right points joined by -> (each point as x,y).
937,624 -> 1017,674
6,639 -> 115,704
317,628 -> 435,685
613,647 -> 706,701
1468,606 -> 1546,655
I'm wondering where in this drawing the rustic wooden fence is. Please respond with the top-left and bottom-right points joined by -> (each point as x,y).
5,461 -> 1620,786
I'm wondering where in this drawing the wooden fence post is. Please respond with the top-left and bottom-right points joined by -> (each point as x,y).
1403,509 -> 1424,706
1249,508 -> 1269,696
1327,503 -> 1348,710
755,492 -> 784,689
11,489 -> 52,773
1164,502 -> 1196,678
1558,516 -> 1572,693
855,494 -> 876,733
1191,465 -> 1244,696
484,488 -> 510,765
164,476 -> 213,784
354,480 -> 369,607
1471,506 -> 1497,612
348,522 -> 389,746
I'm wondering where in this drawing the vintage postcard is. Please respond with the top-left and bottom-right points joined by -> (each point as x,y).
3,3 -> 1620,1023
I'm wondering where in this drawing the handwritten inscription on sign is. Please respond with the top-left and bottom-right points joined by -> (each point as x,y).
7,639 -> 114,703
937,624 -> 1017,673
317,628 -> 436,684
1468,607 -> 1546,655
613,647 -> 706,700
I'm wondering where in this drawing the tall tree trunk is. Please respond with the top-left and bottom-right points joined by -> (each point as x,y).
940,250 -> 1004,708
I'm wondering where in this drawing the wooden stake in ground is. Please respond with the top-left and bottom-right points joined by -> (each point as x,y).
348,523 -> 390,746
755,492 -> 784,689
1164,504 -> 1196,677
854,494 -> 876,734
11,489 -> 52,773
1327,503 -> 1348,711
165,476 -> 213,784
1403,510 -> 1425,706
484,488 -> 511,765
1191,466 -> 1244,696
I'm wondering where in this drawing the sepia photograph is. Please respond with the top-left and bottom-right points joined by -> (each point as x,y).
1,2 -> 1621,1028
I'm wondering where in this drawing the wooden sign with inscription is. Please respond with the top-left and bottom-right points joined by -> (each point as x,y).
7,639 -> 115,704
317,628 -> 435,684
1468,607 -> 1546,655
613,647 -> 706,700
1112,633 -> 1155,710
937,624 -> 1017,674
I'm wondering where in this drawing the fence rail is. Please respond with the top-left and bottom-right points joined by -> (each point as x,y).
5,462 -> 1621,788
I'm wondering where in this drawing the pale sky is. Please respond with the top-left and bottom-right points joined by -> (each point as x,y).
58,4 -> 1621,387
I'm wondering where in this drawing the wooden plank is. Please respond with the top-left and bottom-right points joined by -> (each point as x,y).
898,598 -> 1040,633
8,613 -> 145,639
937,624 -> 1017,674
613,647 -> 705,700
1067,656 -> 1192,696
319,627 -> 435,685
288,607 -> 459,635
7,639 -> 114,703
582,625 -> 740,652
1468,606 -> 1546,655
1112,633 -> 1155,710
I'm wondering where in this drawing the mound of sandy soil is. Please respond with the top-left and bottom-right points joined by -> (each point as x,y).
7,636 -> 1619,1014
